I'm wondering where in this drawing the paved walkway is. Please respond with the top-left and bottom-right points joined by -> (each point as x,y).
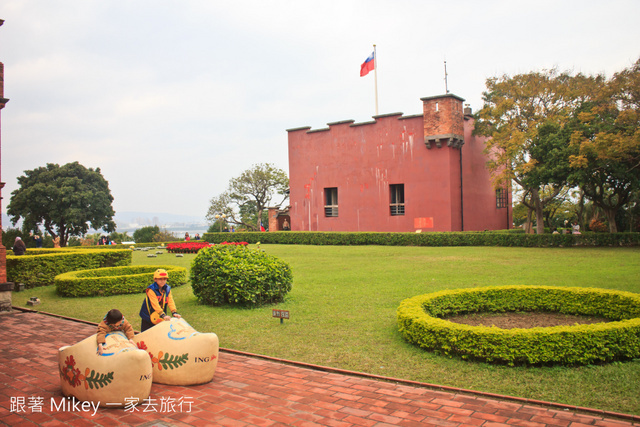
0,310 -> 638,427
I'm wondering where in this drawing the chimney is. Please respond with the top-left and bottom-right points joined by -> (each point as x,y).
421,94 -> 465,149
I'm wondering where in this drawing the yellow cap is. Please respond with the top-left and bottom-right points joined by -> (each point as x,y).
154,269 -> 169,280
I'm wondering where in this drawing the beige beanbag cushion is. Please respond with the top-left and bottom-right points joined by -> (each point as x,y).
58,331 -> 152,408
133,318 -> 219,385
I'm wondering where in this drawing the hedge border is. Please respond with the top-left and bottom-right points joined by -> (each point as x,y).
396,285 -> 640,365
7,248 -> 132,288
54,265 -> 188,297
202,231 -> 640,247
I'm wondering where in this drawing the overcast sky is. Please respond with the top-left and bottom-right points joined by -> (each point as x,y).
1,1 -> 639,223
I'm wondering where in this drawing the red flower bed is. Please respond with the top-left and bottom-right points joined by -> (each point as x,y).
166,242 -> 213,253
166,241 -> 249,254
220,242 -> 249,246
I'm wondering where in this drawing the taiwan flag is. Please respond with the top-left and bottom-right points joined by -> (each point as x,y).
360,52 -> 375,77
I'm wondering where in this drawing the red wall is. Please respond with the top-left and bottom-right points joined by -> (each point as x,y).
461,118 -> 512,231
0,20 -> 7,283
287,94 -> 511,232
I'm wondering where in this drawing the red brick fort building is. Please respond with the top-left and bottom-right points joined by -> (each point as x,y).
285,93 -> 511,232
0,19 -> 11,309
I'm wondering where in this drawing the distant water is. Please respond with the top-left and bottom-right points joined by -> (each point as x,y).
116,226 -> 210,237
2,212 -> 213,237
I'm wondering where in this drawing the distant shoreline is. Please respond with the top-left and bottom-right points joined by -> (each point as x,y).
113,226 -> 210,236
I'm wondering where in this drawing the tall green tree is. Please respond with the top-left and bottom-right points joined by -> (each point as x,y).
207,163 -> 289,231
7,162 -> 116,246
568,59 -> 640,232
474,69 -> 599,234
133,225 -> 160,243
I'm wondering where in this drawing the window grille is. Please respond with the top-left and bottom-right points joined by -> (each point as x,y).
496,188 -> 508,208
324,187 -> 338,217
390,184 -> 405,216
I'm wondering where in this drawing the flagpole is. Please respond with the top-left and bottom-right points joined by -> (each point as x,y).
373,44 -> 378,116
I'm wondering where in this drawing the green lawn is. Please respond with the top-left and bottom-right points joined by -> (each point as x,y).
14,245 -> 640,415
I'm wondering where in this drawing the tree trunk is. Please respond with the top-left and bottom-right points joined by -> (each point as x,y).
525,209 -> 534,234
531,188 -> 545,234
575,190 -> 586,231
604,208 -> 618,233
519,188 -> 535,234
257,208 -> 264,231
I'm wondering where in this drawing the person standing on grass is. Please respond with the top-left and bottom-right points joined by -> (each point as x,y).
30,232 -> 43,248
139,269 -> 182,332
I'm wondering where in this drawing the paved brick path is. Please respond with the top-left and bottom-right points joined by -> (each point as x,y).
0,310 -> 638,427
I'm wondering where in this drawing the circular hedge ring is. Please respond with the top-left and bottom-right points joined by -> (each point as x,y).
397,285 -> 640,365
55,265 -> 187,297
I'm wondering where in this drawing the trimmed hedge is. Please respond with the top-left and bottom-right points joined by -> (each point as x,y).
202,231 -> 640,247
60,242 -> 186,250
396,286 -> 640,366
7,248 -> 132,288
55,265 -> 188,297
190,245 -> 292,307
64,243 -> 172,250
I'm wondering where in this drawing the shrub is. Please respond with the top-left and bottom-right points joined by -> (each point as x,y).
589,218 -> 608,232
152,230 -> 179,242
396,285 -> 640,366
202,231 -> 640,247
190,245 -> 292,307
7,248 -> 132,288
3,227 -> 24,251
55,265 -> 187,297
133,225 -> 160,243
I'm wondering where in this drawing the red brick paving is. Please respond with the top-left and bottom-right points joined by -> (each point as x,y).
0,311 -> 638,427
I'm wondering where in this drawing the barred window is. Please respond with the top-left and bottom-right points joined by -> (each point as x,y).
496,188 -> 508,208
324,187 -> 338,217
390,184 -> 405,216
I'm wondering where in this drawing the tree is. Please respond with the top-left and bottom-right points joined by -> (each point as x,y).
108,231 -> 132,244
542,187 -> 580,230
206,163 -> 289,231
152,230 -> 178,242
133,225 -> 160,243
7,162 -> 116,247
568,59 -> 640,232
474,69 -> 599,234
2,227 -> 24,252
237,200 -> 269,231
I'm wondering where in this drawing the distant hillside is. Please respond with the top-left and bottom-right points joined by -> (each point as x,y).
114,211 -> 205,225
2,211 -> 209,234
113,211 -> 207,232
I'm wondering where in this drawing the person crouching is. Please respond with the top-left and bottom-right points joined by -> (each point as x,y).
97,309 -> 135,354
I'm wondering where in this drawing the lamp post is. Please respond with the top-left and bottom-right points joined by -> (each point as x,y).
214,214 -> 226,232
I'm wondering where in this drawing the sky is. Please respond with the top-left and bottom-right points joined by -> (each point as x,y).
1,0 -> 639,224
